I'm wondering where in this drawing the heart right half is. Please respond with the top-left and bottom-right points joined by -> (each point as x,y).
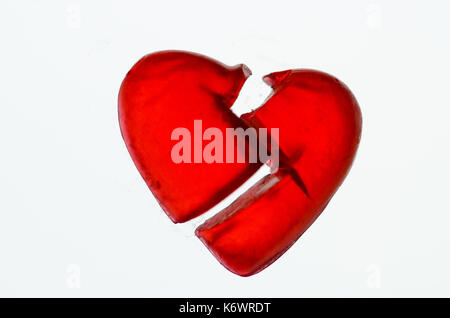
196,69 -> 362,276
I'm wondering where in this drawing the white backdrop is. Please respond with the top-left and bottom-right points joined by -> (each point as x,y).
1,0 -> 450,297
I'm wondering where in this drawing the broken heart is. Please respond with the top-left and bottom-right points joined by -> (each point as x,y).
118,51 -> 362,276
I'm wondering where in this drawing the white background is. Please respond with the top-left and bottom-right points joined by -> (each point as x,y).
1,0 -> 449,297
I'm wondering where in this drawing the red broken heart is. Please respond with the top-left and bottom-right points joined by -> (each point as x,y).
118,51 -> 362,276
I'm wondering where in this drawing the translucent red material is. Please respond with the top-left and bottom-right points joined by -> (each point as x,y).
119,51 -> 261,223
119,51 -> 362,276
197,69 -> 362,276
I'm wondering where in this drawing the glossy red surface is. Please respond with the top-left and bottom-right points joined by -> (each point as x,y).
197,69 -> 362,276
119,51 -> 261,223
119,51 -> 362,276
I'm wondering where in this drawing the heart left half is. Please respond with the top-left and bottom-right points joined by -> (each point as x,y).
118,51 -> 261,223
